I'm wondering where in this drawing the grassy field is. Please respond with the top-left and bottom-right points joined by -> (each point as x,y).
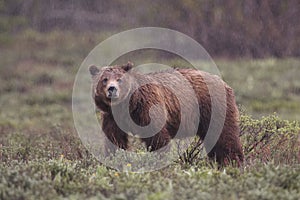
0,30 -> 300,199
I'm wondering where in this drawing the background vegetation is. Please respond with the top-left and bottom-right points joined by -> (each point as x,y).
1,0 -> 300,58
0,1 -> 300,199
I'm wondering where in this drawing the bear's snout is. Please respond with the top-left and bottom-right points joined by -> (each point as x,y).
107,86 -> 118,99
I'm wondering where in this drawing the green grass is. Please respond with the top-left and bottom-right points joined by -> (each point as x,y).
0,30 -> 300,199
217,58 -> 300,120
1,122 -> 299,199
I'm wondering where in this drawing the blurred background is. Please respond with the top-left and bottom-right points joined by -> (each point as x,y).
0,0 -> 300,132
2,0 -> 300,57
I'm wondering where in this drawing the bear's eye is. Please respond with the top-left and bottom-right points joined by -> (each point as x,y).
117,78 -> 122,83
102,78 -> 108,84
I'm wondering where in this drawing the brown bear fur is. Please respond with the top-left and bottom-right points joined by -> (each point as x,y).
89,62 -> 244,166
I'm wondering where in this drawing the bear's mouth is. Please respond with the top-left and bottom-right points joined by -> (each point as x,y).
106,95 -> 122,107
107,94 -> 119,99
106,91 -> 119,99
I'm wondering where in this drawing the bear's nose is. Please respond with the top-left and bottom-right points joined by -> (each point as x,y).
108,86 -> 117,93
107,86 -> 118,98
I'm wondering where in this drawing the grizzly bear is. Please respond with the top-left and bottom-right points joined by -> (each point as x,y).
89,62 -> 244,166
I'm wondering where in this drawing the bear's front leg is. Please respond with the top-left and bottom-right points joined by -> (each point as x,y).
141,127 -> 171,151
102,113 -> 128,155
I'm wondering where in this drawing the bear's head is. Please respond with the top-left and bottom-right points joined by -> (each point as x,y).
89,62 -> 134,110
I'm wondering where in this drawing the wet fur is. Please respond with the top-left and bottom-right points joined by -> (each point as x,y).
90,64 -> 244,166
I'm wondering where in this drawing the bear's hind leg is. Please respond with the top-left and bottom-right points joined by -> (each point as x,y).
206,128 -> 244,167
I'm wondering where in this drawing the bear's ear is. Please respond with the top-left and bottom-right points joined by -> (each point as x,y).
89,65 -> 100,76
121,62 -> 134,72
